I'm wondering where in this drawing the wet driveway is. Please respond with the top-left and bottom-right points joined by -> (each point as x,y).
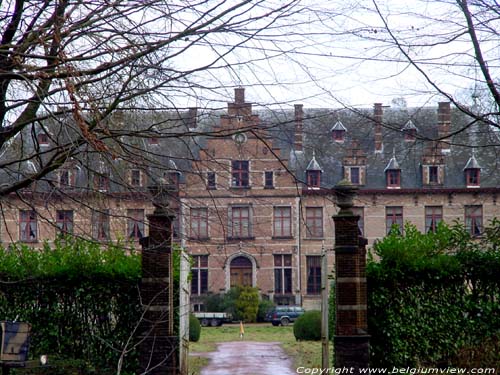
199,341 -> 296,375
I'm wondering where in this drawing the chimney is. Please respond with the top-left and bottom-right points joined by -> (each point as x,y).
294,104 -> 303,152
187,107 -> 197,129
438,102 -> 451,151
234,87 -> 245,104
374,103 -> 383,153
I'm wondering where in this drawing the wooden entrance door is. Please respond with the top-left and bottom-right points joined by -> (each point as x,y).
230,256 -> 252,287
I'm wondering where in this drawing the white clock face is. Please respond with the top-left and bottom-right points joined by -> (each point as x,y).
233,132 -> 247,145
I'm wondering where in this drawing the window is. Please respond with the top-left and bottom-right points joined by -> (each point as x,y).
306,256 -> 321,295
172,214 -> 180,240
207,172 -> 216,190
273,206 -> 292,238
130,170 -> 141,187
307,170 -> 321,188
190,208 -> 208,239
274,254 -> 292,294
264,171 -> 274,188
37,133 -> 49,145
425,206 -> 443,233
465,205 -> 482,236
350,167 -> 360,184
230,206 -> 251,238
59,169 -> 74,188
466,169 -> 480,187
56,210 -> 74,235
428,166 -> 439,184
92,210 -> 110,240
19,210 -> 37,242
166,171 -> 180,188
191,255 -> 208,295
386,170 -> 400,188
305,207 -> 323,238
94,174 -> 109,191
352,207 -> 364,236
332,130 -> 345,142
404,129 -> 416,141
127,209 -> 144,240
149,137 -> 159,145
386,206 -> 403,234
231,160 -> 249,187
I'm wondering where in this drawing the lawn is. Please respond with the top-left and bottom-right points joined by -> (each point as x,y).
188,323 -> 323,374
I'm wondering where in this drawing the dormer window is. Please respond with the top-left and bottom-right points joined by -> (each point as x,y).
130,169 -> 142,187
94,174 -> 110,192
402,120 -> 417,142
350,167 -> 360,184
429,166 -> 439,184
305,151 -> 323,189
466,169 -> 480,187
344,166 -> 365,186
384,151 -> 401,188
149,137 -> 159,145
166,171 -> 180,188
38,133 -> 49,146
386,170 -> 401,188
307,170 -> 321,188
463,152 -> 481,188
331,121 -> 347,143
59,169 -> 75,188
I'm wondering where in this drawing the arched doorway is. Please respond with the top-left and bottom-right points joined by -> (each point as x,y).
230,256 -> 253,287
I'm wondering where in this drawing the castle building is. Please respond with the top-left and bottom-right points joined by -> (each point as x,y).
0,88 -> 498,310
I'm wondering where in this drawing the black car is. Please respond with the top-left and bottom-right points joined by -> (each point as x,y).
265,306 -> 305,326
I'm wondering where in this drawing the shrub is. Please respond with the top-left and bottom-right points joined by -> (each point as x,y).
189,314 -> 201,342
257,298 -> 275,322
235,286 -> 259,322
293,310 -> 321,341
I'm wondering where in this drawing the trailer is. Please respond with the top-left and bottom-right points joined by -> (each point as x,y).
193,312 -> 231,327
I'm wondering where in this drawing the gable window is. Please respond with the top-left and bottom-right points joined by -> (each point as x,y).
306,256 -> 321,295
264,171 -> 274,188
231,160 -> 249,187
37,133 -> 49,146
465,205 -> 482,236
56,210 -> 74,235
190,207 -> 208,239
273,206 -> 292,238
230,205 -> 251,239
386,169 -> 401,188
386,206 -> 403,234
94,174 -> 110,192
428,166 -> 439,184
305,207 -> 323,238
404,129 -> 416,141
307,170 -> 321,188
352,207 -> 364,236
92,210 -> 110,241
19,210 -> 37,242
191,255 -> 208,295
350,167 -> 360,184
127,209 -> 144,240
130,169 -> 142,187
274,254 -> 292,294
207,172 -> 216,190
425,206 -> 442,233
332,130 -> 345,142
465,169 -> 480,187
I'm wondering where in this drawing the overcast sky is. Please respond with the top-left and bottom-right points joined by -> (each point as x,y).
175,0 -> 498,111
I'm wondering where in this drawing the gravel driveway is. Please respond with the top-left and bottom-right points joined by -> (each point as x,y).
198,341 -> 296,375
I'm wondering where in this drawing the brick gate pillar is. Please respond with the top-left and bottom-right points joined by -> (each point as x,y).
333,181 -> 370,372
138,183 -> 179,375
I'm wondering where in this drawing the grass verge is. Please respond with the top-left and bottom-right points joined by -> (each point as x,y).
188,323 -> 322,374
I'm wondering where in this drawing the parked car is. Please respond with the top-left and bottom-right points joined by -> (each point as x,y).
265,306 -> 304,326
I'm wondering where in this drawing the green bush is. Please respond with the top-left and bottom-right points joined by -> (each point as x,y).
293,310 -> 321,341
257,298 -> 275,322
235,286 -> 259,322
368,220 -> 500,368
189,314 -> 201,342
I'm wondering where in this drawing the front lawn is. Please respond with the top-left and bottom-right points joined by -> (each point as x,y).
188,323 -> 322,374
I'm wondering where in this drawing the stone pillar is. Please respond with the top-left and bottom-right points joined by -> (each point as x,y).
138,183 -> 179,375
333,181 -> 370,372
